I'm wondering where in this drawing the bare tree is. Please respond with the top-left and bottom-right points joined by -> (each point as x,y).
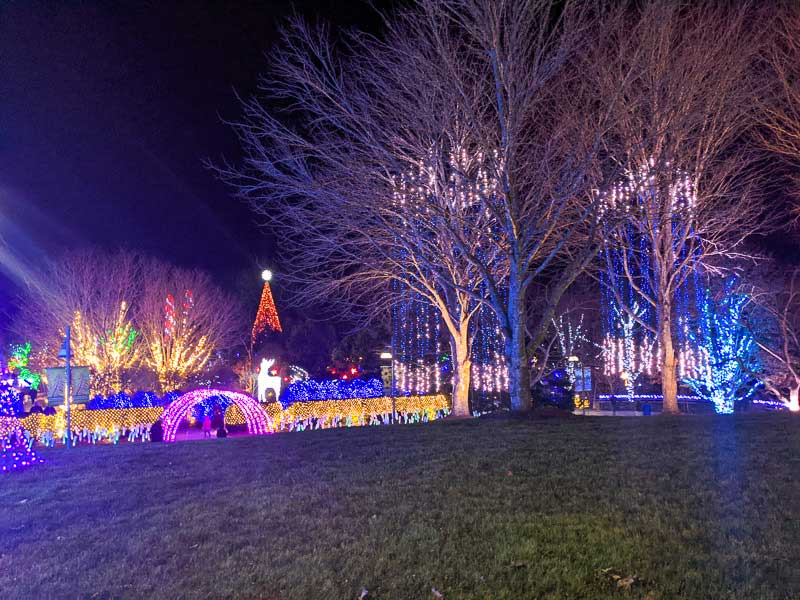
761,6 -> 800,208
592,2 -> 767,413
136,258 -> 243,393
748,267 -> 800,412
220,0 -> 614,413
18,250 -> 141,394
217,12 -> 512,416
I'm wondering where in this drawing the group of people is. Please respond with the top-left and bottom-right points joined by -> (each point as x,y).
201,415 -> 228,439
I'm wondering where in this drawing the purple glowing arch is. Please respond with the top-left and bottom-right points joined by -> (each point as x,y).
160,389 -> 272,442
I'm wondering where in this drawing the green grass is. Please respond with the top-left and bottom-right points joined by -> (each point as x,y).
2,414 -> 799,599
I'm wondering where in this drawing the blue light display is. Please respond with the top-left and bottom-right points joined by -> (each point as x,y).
191,394 -> 233,418
279,377 -> 384,407
87,390 -> 167,410
683,279 -> 761,414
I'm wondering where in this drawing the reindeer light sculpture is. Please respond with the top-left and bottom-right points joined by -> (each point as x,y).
257,358 -> 282,403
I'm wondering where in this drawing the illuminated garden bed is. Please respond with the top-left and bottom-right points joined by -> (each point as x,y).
20,407 -> 164,445
19,394 -> 450,445
227,394 -> 450,430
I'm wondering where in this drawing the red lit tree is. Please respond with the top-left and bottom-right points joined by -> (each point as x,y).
251,270 -> 282,350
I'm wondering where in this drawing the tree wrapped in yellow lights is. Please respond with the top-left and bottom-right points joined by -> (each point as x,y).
137,258 -> 243,392
70,300 -> 140,393
18,251 -> 244,396
20,250 -> 141,395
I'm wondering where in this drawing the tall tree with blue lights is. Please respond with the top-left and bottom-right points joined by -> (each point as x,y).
594,2 -> 766,413
684,280 -> 760,414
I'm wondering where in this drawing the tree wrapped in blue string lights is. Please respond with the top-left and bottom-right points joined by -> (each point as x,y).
684,279 -> 760,414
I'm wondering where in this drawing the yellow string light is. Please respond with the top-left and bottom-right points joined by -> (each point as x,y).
20,395 -> 450,441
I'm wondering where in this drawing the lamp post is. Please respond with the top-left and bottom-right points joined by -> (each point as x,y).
63,326 -> 72,448
380,351 -> 394,423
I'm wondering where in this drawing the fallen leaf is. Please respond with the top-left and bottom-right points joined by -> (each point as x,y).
617,575 -> 636,590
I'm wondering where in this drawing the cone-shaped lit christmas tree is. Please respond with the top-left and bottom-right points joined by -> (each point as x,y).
1,360 -> 44,473
251,269 -> 283,349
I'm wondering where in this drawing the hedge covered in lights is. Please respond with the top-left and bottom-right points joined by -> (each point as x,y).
227,394 -> 449,429
19,393 -> 450,444
86,390 -> 181,410
279,377 -> 384,407
21,407 -> 164,440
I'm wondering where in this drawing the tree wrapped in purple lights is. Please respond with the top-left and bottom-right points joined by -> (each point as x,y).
1,364 -> 43,472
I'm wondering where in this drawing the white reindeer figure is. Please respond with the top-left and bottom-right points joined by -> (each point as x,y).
257,358 -> 282,403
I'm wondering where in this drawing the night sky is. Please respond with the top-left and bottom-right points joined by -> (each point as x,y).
1,0 -> 389,311
2,1 -> 797,325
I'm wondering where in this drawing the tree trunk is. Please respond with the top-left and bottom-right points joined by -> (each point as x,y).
450,334 -> 472,417
789,385 -> 799,413
507,281 -> 532,412
660,308 -> 679,414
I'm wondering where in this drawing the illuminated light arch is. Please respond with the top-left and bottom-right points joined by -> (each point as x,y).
160,389 -> 272,443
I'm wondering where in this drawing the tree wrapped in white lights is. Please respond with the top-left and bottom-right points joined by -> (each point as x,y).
593,2 -> 767,413
218,1 -> 610,414
602,302 -> 655,401
552,313 -> 588,390
684,281 -> 760,414
220,0 -> 616,414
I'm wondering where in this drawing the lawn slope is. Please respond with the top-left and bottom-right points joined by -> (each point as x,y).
1,414 -> 799,599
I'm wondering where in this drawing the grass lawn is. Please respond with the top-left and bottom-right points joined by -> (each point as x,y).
2,414 -> 799,599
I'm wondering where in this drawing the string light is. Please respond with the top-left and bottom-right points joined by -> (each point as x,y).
21,407 -> 163,444
597,394 -> 699,401
251,276 -> 282,348
20,393 -> 450,443
1,417 -> 44,471
683,281 -> 761,414
280,377 -> 384,407
67,301 -> 140,394
161,389 -> 272,442
600,160 -> 702,389
147,288 -> 218,391
8,342 -> 41,390
554,314 -> 588,388
1,360 -> 44,471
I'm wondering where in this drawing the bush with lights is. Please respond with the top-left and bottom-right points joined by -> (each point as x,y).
279,377 -> 384,408
86,390 -> 169,410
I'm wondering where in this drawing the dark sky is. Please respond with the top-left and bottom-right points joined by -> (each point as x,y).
0,0 -> 389,308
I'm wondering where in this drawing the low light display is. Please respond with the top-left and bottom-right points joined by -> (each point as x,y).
21,407 -> 163,445
19,393 -> 450,445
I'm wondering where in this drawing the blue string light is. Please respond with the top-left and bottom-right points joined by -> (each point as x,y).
683,278 -> 761,414
279,377 -> 384,408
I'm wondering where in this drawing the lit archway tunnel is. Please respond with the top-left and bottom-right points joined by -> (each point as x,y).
160,389 -> 272,442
